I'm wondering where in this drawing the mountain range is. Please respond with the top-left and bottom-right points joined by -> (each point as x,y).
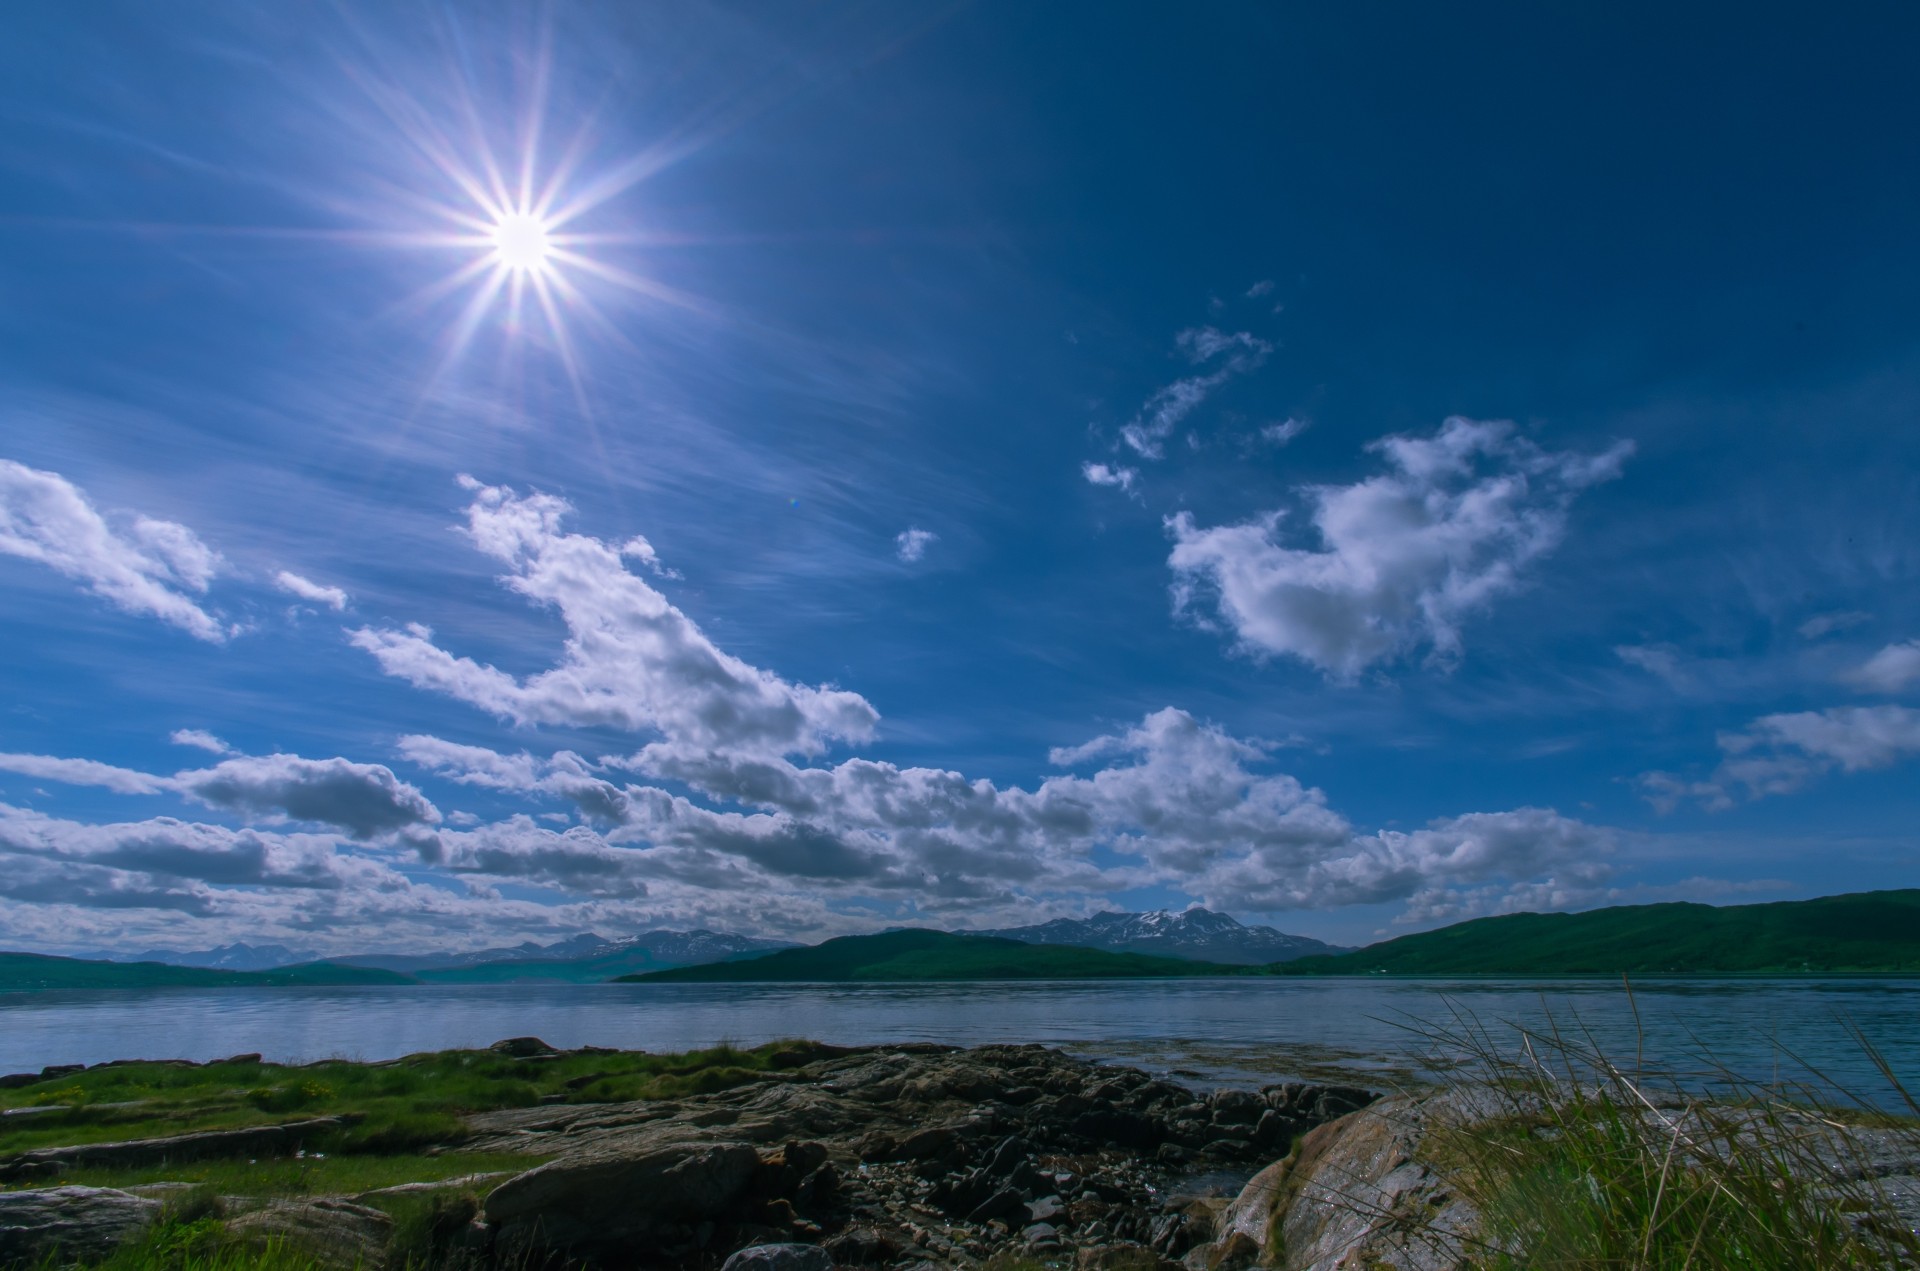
974,908 -> 1349,964
87,912 -> 1332,980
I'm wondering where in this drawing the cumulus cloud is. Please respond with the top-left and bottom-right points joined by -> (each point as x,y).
1849,640 -> 1920,693
0,459 -> 226,640
0,749 -> 439,839
895,527 -> 937,563
351,480 -> 878,756
1641,704 -> 1920,811
175,755 -> 440,840
1119,328 -> 1272,460
0,804 -> 400,894
1082,462 -> 1139,494
1167,417 -> 1633,678
272,570 -> 348,610
397,735 -> 630,825
170,729 -> 233,755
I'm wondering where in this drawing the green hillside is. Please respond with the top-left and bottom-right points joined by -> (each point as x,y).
623,928 -> 1242,982
0,952 -> 416,993
1273,889 -> 1920,976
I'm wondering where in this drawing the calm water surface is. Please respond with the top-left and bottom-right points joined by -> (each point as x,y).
4,979 -> 1916,1100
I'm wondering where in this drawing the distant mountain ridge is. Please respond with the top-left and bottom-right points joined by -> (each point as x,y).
340,930 -> 799,983
974,908 -> 1349,964
0,952 -> 413,993
626,929 -> 1241,983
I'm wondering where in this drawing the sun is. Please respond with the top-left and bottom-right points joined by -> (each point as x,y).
488,211 -> 553,274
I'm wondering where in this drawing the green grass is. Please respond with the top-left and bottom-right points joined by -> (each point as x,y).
1405,1004 -> 1920,1269
0,1040 -> 839,1162
624,928 -> 1245,982
1271,888 -> 1920,975
0,953 -> 414,994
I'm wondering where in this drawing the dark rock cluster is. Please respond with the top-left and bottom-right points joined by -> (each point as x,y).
461,1043 -> 1376,1268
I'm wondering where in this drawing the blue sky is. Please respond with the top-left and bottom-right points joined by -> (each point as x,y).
1,2 -> 1916,955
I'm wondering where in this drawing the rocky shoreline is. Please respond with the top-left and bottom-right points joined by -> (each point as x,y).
4,1040 -> 1917,1269
0,1041 -> 1376,1269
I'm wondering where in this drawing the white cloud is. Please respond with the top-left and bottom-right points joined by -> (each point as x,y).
175,754 -> 440,840
1641,704 -> 1920,811
0,749 -> 440,840
170,729 -> 234,755
1259,418 -> 1309,447
1246,280 -> 1275,299
272,570 -> 348,610
397,735 -> 631,825
895,527 -> 937,563
1167,417 -> 1633,678
1849,640 -> 1920,693
352,480 -> 878,755
0,459 -> 227,640
0,753 -> 169,795
1798,610 -> 1871,640
1119,328 -> 1272,460
1081,462 -> 1138,493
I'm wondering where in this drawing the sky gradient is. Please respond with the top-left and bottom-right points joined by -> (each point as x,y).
1,2 -> 1916,956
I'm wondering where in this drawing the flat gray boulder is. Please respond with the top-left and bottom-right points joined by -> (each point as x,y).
720,1243 -> 834,1271
226,1198 -> 393,1270
0,1186 -> 162,1268
485,1140 -> 761,1257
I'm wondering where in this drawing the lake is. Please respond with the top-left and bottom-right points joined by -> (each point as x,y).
5,978 -> 1917,1104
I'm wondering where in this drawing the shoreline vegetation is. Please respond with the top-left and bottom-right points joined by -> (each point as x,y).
0,1020 -> 1915,1270
5,890 -> 1920,996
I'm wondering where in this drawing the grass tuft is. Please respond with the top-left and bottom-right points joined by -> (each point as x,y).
1409,993 -> 1920,1269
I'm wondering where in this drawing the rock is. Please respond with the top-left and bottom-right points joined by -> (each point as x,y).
225,1199 -> 393,1270
1027,1194 -> 1065,1223
1207,1091 -> 1265,1126
0,1074 -> 41,1090
38,1066 -> 83,1080
965,1186 -> 1029,1225
488,1037 -> 558,1058
1227,1090 -> 1481,1271
823,1225 -> 907,1265
720,1242 -> 834,1271
0,1186 -> 162,1268
0,1117 -> 347,1176
485,1141 -> 761,1258
1182,1231 -> 1260,1271
1023,1221 -> 1060,1249
219,1053 -> 263,1065
891,1126 -> 958,1162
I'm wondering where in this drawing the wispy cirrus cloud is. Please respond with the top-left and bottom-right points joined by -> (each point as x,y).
1167,417 -> 1633,678
1119,327 -> 1272,460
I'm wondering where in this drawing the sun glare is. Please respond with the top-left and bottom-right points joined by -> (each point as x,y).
489,212 -> 552,274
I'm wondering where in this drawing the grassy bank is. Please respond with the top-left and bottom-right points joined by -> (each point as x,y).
0,1039 -> 840,1160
